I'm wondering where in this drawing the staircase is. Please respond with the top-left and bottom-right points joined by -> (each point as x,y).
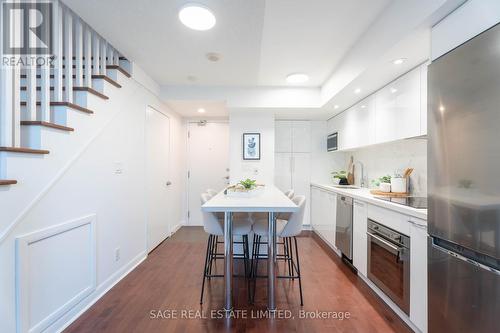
0,1 -> 131,187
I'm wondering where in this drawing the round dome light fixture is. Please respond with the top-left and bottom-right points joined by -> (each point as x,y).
286,73 -> 309,84
179,4 -> 216,31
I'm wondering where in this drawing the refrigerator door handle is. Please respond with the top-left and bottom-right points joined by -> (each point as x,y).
432,241 -> 500,276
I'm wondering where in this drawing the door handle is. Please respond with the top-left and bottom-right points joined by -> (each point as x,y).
223,176 -> 230,179
166,181 -> 172,186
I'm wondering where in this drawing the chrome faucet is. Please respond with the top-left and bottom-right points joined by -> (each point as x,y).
355,161 -> 365,188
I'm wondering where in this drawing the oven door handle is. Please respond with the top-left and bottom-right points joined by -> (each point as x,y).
367,232 -> 404,255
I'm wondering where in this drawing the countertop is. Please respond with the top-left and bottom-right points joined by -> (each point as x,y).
311,182 -> 428,221
201,185 -> 299,213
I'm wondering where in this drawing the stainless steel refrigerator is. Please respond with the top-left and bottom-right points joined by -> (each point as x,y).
428,23 -> 500,333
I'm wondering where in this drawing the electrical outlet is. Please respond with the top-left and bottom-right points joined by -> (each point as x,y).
115,248 -> 121,262
253,168 -> 259,175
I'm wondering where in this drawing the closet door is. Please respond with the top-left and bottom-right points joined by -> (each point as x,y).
292,153 -> 311,225
291,121 -> 311,153
275,121 -> 292,153
275,153 -> 293,191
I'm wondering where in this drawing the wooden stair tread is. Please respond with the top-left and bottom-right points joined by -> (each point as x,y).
73,86 -> 109,99
0,180 -> 17,186
0,147 -> 49,154
21,121 -> 74,131
20,101 -> 94,114
106,65 -> 131,78
21,86 -> 109,100
21,74 -> 122,87
63,64 -> 131,78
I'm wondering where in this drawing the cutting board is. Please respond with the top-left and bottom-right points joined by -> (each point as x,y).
370,190 -> 410,197
347,156 -> 355,185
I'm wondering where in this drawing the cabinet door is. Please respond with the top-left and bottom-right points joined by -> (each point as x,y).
328,112 -> 346,150
343,97 -> 376,149
292,121 -> 311,153
310,187 -> 321,231
326,191 -> 337,247
317,189 -> 330,244
275,121 -> 292,153
292,153 -> 311,225
375,67 -> 421,143
352,200 -> 368,276
274,153 -> 292,191
409,218 -> 428,333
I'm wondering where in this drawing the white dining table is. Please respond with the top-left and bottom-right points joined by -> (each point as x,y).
201,185 -> 298,311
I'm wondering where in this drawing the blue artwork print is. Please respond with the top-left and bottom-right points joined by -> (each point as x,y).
243,133 -> 260,160
247,137 -> 256,157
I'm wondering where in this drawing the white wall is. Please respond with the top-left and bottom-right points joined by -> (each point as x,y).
328,139 -> 428,196
431,0 -> 500,60
0,65 -> 186,333
229,110 -> 275,184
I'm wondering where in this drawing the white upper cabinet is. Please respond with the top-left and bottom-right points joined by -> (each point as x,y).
327,64 -> 427,151
275,121 -> 311,153
344,96 -> 376,149
275,121 -> 293,153
292,121 -> 311,153
375,66 -> 421,144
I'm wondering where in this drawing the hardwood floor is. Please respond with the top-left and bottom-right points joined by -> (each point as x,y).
65,227 -> 412,333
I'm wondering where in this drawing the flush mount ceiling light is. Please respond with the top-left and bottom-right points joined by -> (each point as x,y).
334,105 -> 340,109
390,87 -> 398,93
206,52 -> 222,62
354,88 -> 361,94
286,73 -> 309,84
178,4 -> 216,31
361,105 -> 367,108
197,108 -> 206,113
392,58 -> 406,65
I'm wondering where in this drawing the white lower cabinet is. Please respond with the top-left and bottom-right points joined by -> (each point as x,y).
409,217 -> 428,333
312,188 -> 428,333
352,200 -> 367,277
310,186 -> 336,248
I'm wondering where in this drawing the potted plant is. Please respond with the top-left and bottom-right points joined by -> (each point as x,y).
239,178 -> 257,190
332,171 -> 349,185
371,175 -> 392,192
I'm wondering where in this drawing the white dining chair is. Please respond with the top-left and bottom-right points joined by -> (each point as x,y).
250,195 -> 306,305
199,192 -> 253,304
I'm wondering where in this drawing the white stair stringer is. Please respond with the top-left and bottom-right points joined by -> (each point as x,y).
0,70 -> 134,241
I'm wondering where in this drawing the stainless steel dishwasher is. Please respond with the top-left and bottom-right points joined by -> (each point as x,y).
335,195 -> 353,260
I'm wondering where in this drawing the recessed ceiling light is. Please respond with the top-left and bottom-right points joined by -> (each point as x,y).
179,4 -> 216,31
334,105 -> 339,109
286,73 -> 309,84
361,105 -> 366,108
197,108 -> 206,113
390,87 -> 398,93
392,58 -> 406,65
439,105 -> 445,112
354,88 -> 361,94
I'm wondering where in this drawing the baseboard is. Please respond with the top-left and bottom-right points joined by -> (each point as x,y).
170,222 -> 182,235
52,251 -> 147,333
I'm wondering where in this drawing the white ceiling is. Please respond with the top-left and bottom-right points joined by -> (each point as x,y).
63,0 -> 390,87
165,100 -> 227,118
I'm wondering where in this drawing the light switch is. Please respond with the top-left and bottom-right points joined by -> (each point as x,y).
114,162 -> 123,174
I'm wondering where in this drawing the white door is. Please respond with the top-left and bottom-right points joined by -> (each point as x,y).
146,106 -> 171,252
188,122 -> 230,226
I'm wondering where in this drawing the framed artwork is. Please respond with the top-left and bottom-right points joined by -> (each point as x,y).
242,133 -> 261,160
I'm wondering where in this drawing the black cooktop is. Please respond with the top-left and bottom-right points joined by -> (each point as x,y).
376,196 -> 428,209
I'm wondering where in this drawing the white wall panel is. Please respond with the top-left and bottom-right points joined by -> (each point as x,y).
16,215 -> 96,333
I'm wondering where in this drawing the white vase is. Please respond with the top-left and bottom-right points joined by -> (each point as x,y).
391,177 -> 407,193
379,182 -> 391,193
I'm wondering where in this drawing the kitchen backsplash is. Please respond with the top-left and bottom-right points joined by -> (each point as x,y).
336,138 -> 428,196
